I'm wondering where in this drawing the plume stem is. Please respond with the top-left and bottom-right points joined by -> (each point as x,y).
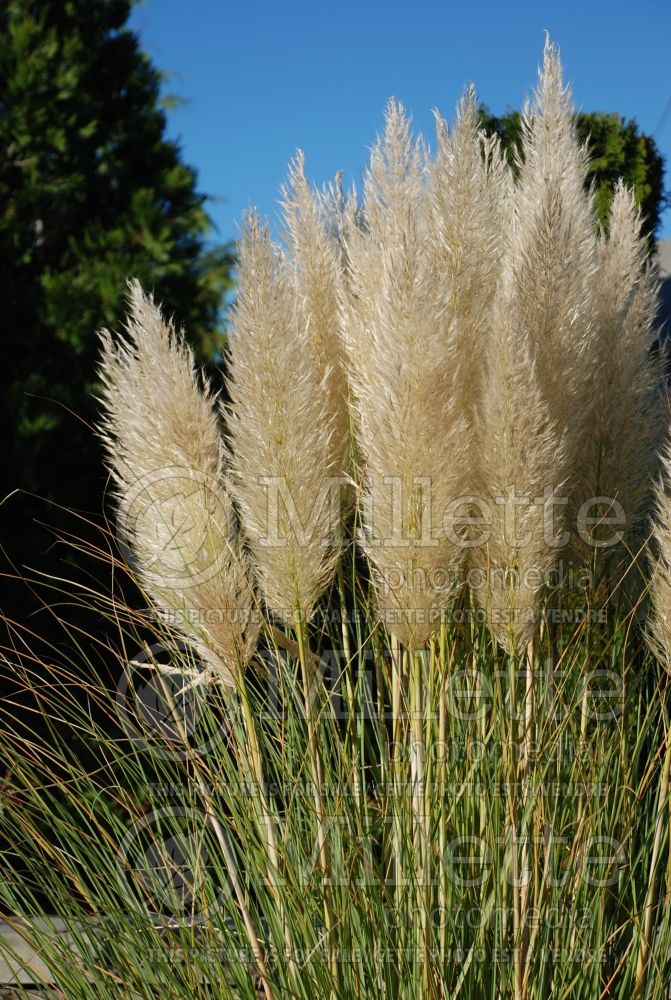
156,673 -> 274,1000
507,650 -> 524,1000
635,723 -> 671,997
391,632 -> 405,966
296,617 -> 337,991
438,617 -> 450,973
237,672 -> 299,986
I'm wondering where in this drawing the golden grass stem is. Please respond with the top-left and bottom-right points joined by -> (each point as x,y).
295,617 -> 337,992
507,651 -> 523,1000
156,673 -> 274,1000
635,721 -> 671,997
237,673 -> 299,987
410,647 -> 431,996
438,617 -> 448,975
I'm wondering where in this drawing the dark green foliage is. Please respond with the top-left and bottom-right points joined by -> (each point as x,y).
0,0 -> 233,594
478,105 -> 667,246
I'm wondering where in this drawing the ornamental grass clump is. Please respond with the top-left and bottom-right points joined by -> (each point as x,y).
3,36 -> 671,1000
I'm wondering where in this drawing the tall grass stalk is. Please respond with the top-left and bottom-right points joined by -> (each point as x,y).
295,616 -> 337,991
155,669 -> 275,1000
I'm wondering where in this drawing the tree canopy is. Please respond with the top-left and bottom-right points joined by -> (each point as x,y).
0,0 -> 233,600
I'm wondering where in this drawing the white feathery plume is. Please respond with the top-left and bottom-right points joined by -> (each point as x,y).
583,182 -> 665,553
339,100 -> 433,394
510,37 -> 599,507
97,281 -> 259,687
340,99 -> 477,647
470,266 -> 568,654
648,441 -> 671,672
469,39 -> 598,646
226,214 -> 343,625
427,87 -> 512,418
279,152 -> 351,483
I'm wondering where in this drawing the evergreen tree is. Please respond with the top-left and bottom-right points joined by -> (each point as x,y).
0,0 -> 233,599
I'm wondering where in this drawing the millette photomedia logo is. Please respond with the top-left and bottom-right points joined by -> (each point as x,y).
115,466 -> 232,590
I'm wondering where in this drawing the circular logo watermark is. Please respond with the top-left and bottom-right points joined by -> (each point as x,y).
115,466 -> 231,590
116,641 -> 231,759
117,806 -> 236,926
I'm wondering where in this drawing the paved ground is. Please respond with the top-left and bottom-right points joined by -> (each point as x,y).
0,990 -> 55,998
0,918 -> 76,987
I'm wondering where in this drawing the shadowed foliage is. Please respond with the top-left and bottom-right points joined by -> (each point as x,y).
0,0 -> 234,625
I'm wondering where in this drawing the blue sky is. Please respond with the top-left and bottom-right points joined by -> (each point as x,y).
130,0 -> 671,242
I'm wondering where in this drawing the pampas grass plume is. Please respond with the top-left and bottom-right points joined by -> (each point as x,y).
648,441 -> 671,671
584,183 -> 665,551
511,37 -> 599,498
226,214 -> 344,625
341,99 -> 482,647
97,281 -> 258,686
470,39 -> 595,649
280,152 -> 351,482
